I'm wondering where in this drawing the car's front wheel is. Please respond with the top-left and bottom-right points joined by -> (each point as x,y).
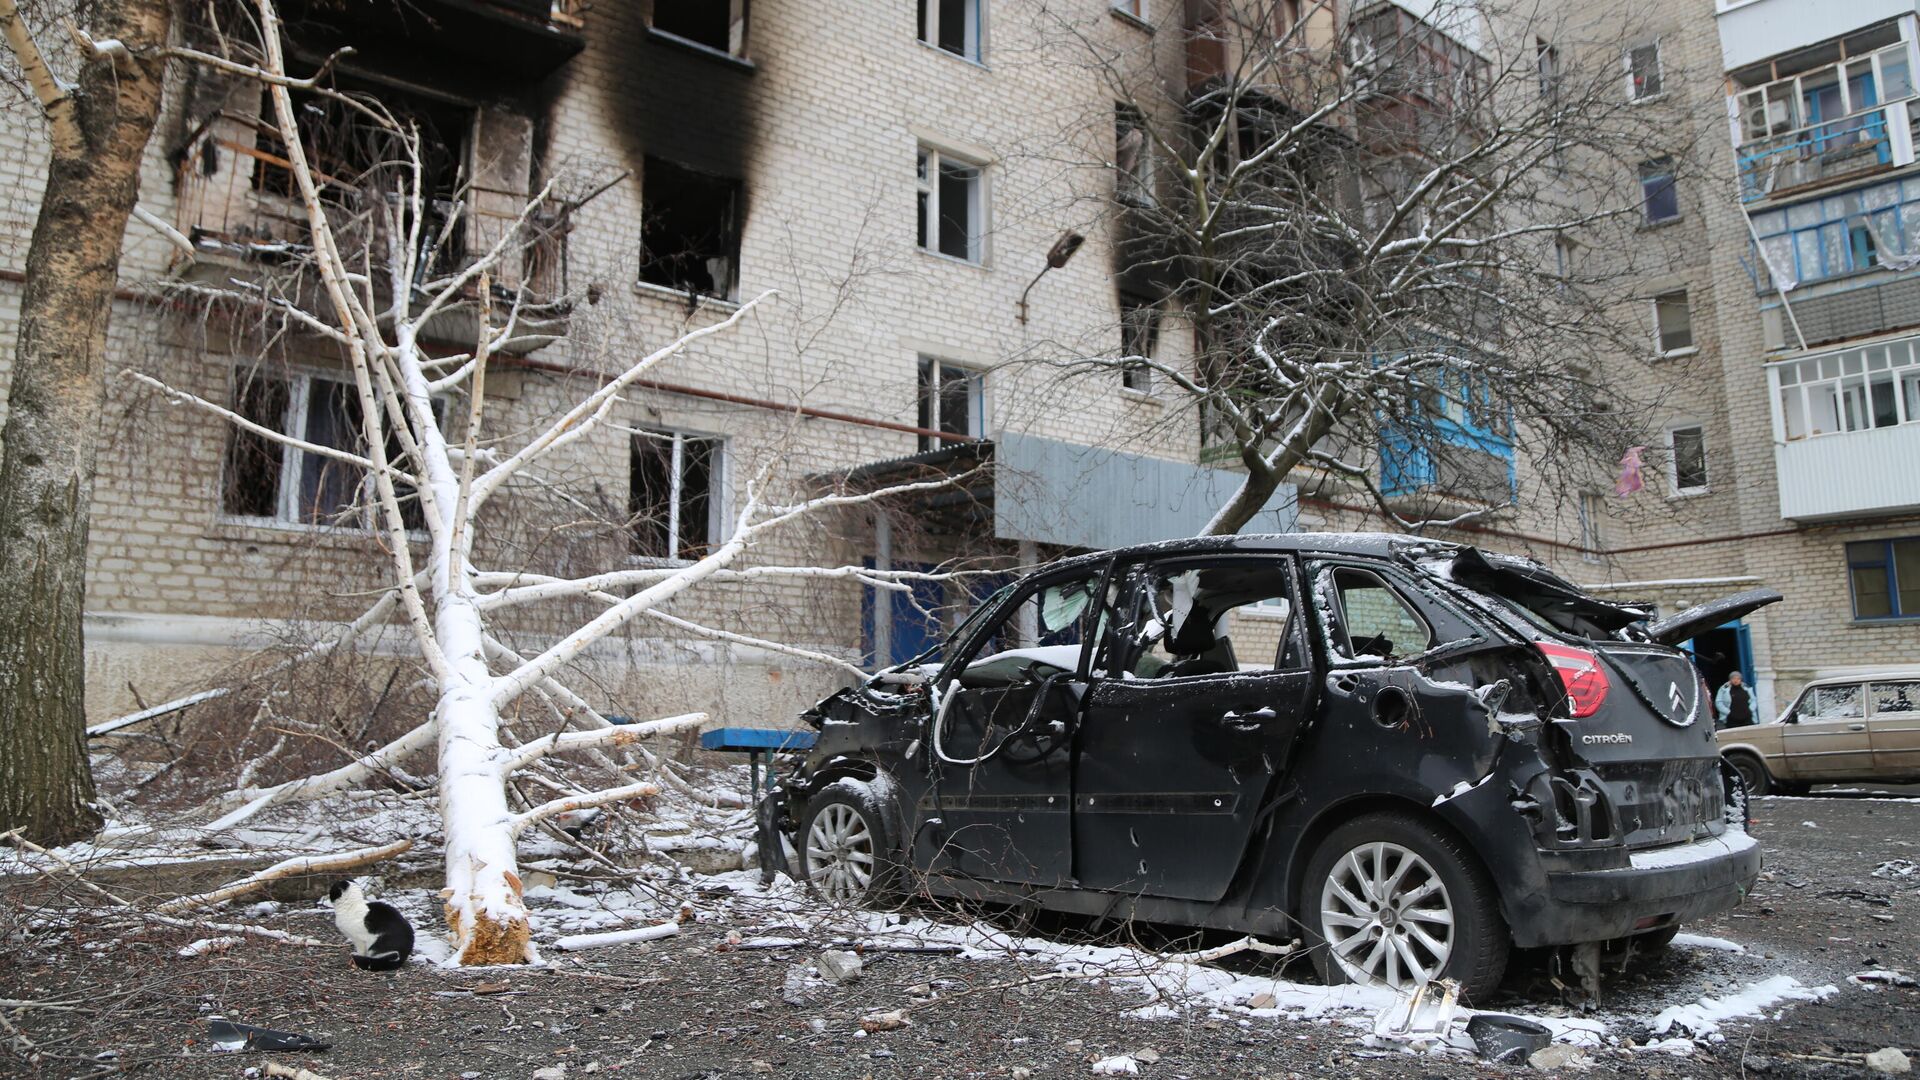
1301,812 -> 1509,1000
798,778 -> 900,904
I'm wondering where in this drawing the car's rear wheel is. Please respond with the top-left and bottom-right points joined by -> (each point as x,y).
799,779 -> 900,904
1725,752 -> 1772,796
1302,812 -> 1509,1001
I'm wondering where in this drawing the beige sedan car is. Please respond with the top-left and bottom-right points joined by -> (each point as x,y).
1717,672 -> 1920,795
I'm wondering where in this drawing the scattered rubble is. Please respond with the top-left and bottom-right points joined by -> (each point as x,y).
816,949 -> 864,984
1868,1048 -> 1914,1075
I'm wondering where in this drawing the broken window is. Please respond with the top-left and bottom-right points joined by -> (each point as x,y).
1666,423 -> 1708,493
651,0 -> 749,58
917,358 -> 985,451
1847,536 -> 1920,619
1653,290 -> 1693,355
918,0 -> 982,62
1119,293 -> 1160,392
248,82 -> 473,279
1625,41 -> 1663,100
630,429 -> 723,561
1112,559 -> 1300,678
917,146 -> 984,262
1110,0 -> 1146,20
1114,104 -> 1154,206
221,369 -> 434,530
1639,157 -> 1679,224
640,157 -> 743,300
1326,567 -> 1432,660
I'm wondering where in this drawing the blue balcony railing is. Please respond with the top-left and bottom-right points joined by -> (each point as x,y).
1739,103 -> 1901,203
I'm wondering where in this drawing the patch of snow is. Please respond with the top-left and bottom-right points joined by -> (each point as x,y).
1649,976 -> 1836,1037
1671,933 -> 1745,953
1091,1055 -> 1140,1075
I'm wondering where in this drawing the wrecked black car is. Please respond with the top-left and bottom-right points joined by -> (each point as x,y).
760,534 -> 1777,998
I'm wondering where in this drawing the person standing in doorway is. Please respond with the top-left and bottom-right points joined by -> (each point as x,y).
1715,670 -> 1754,729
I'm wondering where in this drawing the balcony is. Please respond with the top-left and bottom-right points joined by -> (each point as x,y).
1716,0 -> 1914,74
1768,337 -> 1920,519
1738,100 -> 1909,202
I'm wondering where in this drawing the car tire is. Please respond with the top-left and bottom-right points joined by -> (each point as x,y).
1300,811 -> 1509,1001
798,777 -> 902,905
1724,752 -> 1772,797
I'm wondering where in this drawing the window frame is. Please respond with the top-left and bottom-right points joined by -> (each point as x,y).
1118,292 -> 1161,393
1101,555 -> 1308,679
916,144 -> 987,265
219,366 -> 439,535
1318,564 -> 1436,664
1536,37 -> 1561,103
1665,422 -> 1710,495
1770,338 -> 1920,441
1846,535 -> 1920,620
917,356 -> 988,451
1639,157 -> 1680,224
1625,40 -> 1664,101
648,0 -> 750,61
918,0 -> 984,64
628,427 -> 727,564
1748,177 -> 1920,290
1652,289 -> 1695,357
1577,490 -> 1604,562
1114,103 -> 1155,207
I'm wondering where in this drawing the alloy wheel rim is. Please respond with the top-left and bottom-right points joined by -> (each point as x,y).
805,804 -> 875,901
1319,841 -> 1455,991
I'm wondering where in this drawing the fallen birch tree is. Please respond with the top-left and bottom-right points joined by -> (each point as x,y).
122,0 -> 963,965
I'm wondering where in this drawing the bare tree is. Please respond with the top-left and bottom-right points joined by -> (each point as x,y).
1034,0 -> 1695,535
107,0 -> 962,965
0,0 -> 176,845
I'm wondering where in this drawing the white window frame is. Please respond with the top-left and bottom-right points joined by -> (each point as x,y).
1536,37 -> 1560,102
628,427 -> 727,565
1119,292 -> 1160,393
917,145 -> 986,264
1111,0 -> 1147,22
1665,423 -> 1710,496
1769,339 -> 1920,441
1624,40 -> 1663,101
1652,289 -> 1695,357
919,0 -> 984,63
220,367 -> 437,534
1552,236 -> 1576,284
1577,490 -> 1603,562
918,356 -> 987,451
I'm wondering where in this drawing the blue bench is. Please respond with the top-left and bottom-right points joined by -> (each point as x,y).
699,727 -> 818,799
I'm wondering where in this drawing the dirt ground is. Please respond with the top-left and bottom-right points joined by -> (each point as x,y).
4,789 -> 1917,1080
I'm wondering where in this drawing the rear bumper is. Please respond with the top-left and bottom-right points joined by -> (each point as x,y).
1513,831 -> 1761,947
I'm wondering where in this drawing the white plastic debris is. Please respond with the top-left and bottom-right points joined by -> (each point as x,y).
1091,1055 -> 1141,1075
1371,979 -> 1459,1048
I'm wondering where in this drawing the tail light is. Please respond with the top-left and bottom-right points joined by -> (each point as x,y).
1536,642 -> 1610,718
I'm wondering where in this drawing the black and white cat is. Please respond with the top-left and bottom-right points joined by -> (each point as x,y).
327,879 -> 414,971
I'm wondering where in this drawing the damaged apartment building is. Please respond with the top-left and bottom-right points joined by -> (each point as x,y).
3,0 -> 1327,726
8,0 -> 1854,733
1531,0 -> 1920,719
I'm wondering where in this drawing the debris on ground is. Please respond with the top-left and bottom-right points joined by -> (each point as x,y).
1465,1013 -> 1552,1063
206,1018 -> 330,1053
1867,1048 -> 1914,1075
859,1008 -> 909,1033
1090,1054 -> 1141,1075
1529,1044 -> 1584,1070
816,948 -> 864,984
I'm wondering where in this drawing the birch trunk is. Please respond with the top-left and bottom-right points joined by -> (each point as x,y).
0,0 -> 174,845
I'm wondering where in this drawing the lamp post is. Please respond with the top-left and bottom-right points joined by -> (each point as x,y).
1016,231 -> 1086,324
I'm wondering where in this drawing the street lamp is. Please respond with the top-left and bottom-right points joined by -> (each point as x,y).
1016,231 -> 1086,324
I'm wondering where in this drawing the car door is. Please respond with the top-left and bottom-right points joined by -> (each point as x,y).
1779,681 -> 1875,780
1071,555 -> 1313,901
923,565 -> 1108,887
1868,678 -> 1920,776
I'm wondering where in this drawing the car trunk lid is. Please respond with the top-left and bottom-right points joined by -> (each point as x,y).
1643,588 -> 1783,646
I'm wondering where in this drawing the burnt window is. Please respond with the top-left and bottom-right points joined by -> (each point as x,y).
1119,293 -> 1160,392
917,358 -> 984,451
918,0 -> 982,62
651,0 -> 749,58
630,429 -> 723,561
249,82 -> 472,275
220,369 -> 438,531
640,157 -> 743,300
